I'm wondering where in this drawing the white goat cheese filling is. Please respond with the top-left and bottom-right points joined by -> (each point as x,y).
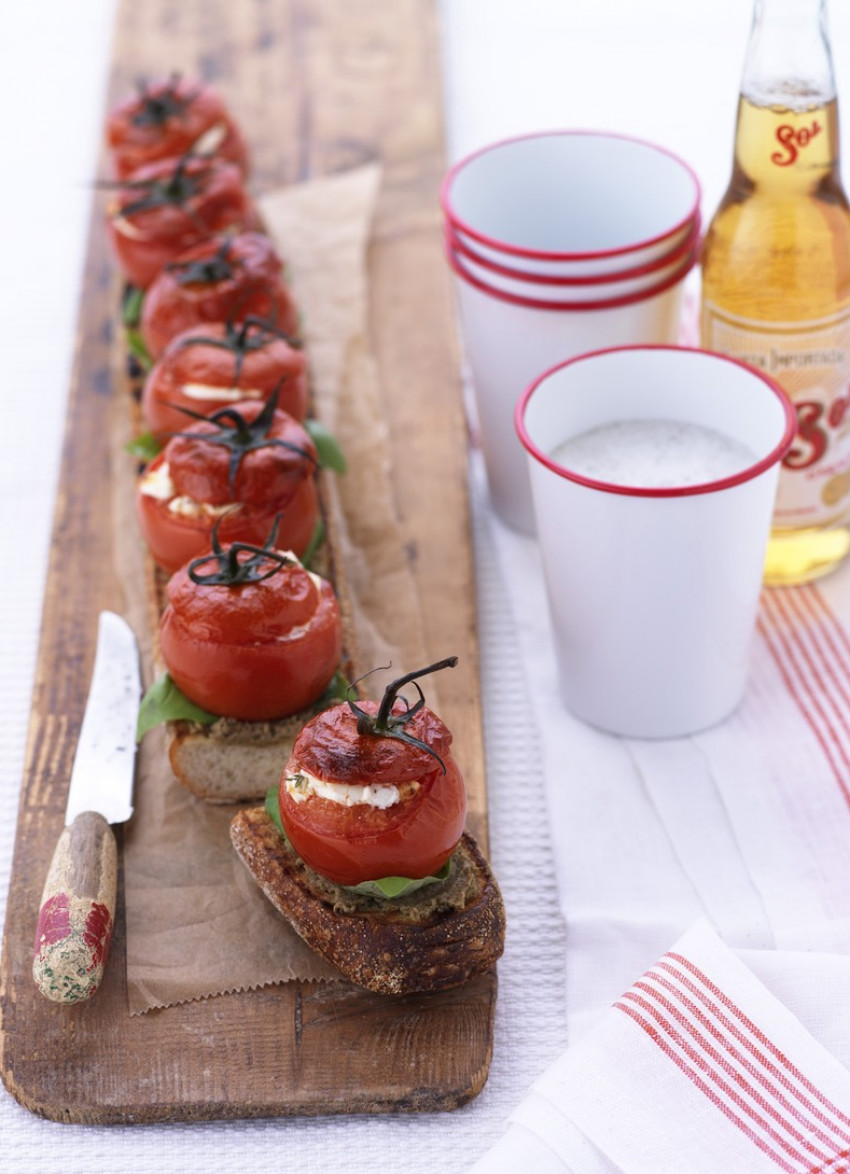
285,766 -> 413,810
179,383 -> 265,403
138,460 -> 238,518
192,121 -> 227,156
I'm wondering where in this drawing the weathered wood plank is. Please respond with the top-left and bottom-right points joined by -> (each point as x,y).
0,0 -> 494,1124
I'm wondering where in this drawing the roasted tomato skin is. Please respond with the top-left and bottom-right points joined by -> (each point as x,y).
106,76 -> 249,179
159,558 -> 342,720
140,232 -> 299,359
141,321 -> 309,439
106,156 -> 260,289
294,701 -> 453,784
278,701 -> 467,885
136,401 -> 319,573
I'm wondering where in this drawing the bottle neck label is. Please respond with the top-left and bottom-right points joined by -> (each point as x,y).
771,114 -> 824,167
734,95 -> 839,186
702,301 -> 850,528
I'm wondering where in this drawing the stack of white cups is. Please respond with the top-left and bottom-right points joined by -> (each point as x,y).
442,130 -> 701,533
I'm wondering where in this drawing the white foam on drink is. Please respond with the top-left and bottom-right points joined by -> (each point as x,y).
551,418 -> 757,489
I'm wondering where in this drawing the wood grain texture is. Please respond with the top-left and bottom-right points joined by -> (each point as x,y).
0,0 -> 495,1124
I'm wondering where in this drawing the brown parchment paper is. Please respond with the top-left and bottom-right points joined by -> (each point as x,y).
118,164 -> 431,1014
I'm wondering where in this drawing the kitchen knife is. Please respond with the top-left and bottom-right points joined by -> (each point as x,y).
33,610 -> 141,1004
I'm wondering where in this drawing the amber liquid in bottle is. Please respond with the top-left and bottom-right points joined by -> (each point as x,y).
702,78 -> 850,584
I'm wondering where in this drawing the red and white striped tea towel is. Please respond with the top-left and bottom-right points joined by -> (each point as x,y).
474,921 -> 850,1173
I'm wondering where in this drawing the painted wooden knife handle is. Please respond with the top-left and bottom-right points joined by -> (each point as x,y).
33,811 -> 117,1004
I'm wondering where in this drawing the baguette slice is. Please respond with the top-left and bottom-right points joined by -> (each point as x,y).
230,806 -> 506,995
166,708 -> 325,803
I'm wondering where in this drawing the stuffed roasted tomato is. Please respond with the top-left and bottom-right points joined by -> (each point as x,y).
136,393 -> 319,573
140,231 -> 299,359
159,520 -> 342,721
106,154 -> 260,288
106,74 -> 249,180
278,659 -> 467,886
141,317 -> 308,439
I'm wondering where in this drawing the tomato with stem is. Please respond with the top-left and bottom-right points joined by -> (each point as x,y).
140,232 -> 299,359
105,154 -> 260,289
141,317 -> 308,439
159,519 -> 342,721
106,74 -> 249,179
136,392 -> 319,573
278,659 -> 467,885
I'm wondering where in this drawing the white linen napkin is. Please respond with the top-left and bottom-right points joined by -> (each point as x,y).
474,921 -> 850,1173
467,440 -> 850,1170
475,445 -> 850,1012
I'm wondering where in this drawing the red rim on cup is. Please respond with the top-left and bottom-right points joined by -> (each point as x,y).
441,130 -> 702,264
445,215 -> 702,287
445,237 -> 698,313
515,345 -> 798,497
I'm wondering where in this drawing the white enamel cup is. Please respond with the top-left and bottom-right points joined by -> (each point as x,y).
516,347 -> 796,739
442,131 -> 701,278
448,245 -> 693,533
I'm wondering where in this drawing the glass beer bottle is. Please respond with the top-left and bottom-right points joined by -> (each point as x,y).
700,0 -> 850,585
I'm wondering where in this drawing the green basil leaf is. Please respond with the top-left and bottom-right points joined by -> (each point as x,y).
304,418 -> 347,473
126,328 -> 153,372
300,516 -> 325,569
122,285 -> 145,328
263,784 -> 450,899
265,784 -> 287,835
343,863 -> 451,900
317,669 -> 350,709
125,431 -> 162,462
136,672 -> 218,741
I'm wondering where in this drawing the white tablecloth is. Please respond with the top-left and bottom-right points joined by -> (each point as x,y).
5,2 -> 850,1171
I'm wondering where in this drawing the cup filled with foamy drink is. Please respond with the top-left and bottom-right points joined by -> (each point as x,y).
515,346 -> 796,738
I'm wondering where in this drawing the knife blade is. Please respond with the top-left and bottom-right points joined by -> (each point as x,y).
33,610 -> 141,1004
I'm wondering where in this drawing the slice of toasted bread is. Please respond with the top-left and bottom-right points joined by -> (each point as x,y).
167,711 -> 319,803
230,806 -> 506,995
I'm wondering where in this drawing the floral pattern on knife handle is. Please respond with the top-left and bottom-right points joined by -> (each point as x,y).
33,812 -> 117,1003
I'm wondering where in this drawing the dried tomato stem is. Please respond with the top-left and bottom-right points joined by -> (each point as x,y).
131,73 -> 199,129
187,514 -> 291,586
375,658 -> 458,727
167,384 -> 317,495
345,656 -> 459,772
167,236 -> 238,286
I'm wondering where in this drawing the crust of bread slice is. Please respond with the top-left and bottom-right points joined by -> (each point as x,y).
230,806 -> 506,995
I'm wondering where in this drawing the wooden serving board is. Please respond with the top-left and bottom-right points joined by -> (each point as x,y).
0,0 -> 495,1123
